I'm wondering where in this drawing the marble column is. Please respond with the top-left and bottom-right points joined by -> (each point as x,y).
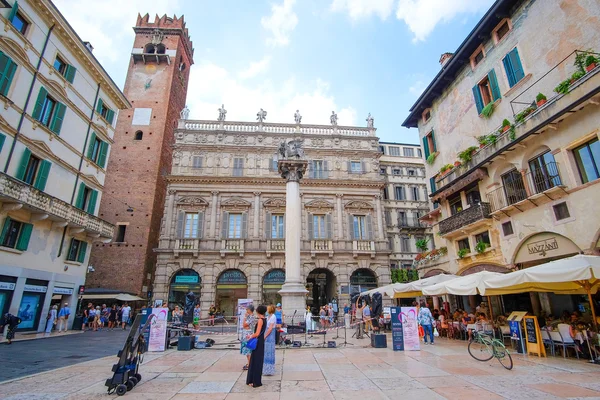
336,193 -> 343,239
278,155 -> 308,318
374,194 -> 384,239
210,191 -> 219,238
253,192 -> 261,238
165,190 -> 176,236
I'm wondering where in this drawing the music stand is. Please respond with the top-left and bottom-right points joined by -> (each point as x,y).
338,323 -> 354,347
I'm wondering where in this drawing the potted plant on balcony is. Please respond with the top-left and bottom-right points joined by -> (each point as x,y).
501,119 -> 511,133
457,248 -> 469,259
440,164 -> 454,176
536,93 -> 547,107
570,70 -> 585,84
475,241 -> 489,254
480,102 -> 494,119
585,55 -> 598,72
415,238 -> 430,252
477,135 -> 488,149
554,78 -> 571,95
438,246 -> 448,255
458,146 -> 478,164
426,152 -> 437,165
454,160 -> 462,168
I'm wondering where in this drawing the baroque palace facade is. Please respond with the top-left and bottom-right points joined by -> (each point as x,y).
152,115 -> 430,316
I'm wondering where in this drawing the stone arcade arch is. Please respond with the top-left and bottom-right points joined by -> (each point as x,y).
262,269 -> 285,306
306,268 -> 336,312
215,269 -> 248,318
350,268 -> 378,295
168,269 -> 201,310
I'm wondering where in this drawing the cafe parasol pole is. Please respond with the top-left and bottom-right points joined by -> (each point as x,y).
578,281 -> 599,330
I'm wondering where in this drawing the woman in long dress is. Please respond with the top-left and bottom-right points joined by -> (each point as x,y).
240,305 -> 256,370
304,306 -> 314,331
246,305 -> 267,388
45,305 -> 57,335
263,305 -> 277,376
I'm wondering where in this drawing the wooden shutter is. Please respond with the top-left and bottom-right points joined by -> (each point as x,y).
325,214 -> 332,239
323,160 -> 329,179
221,211 -> 229,239
241,212 -> 248,239
430,177 -> 437,193
8,2 -> 18,22
283,214 -> 286,238
15,223 -> 33,251
0,52 -> 17,96
265,211 -> 271,239
87,189 -> 98,214
96,98 -> 103,114
503,54 -> 515,87
176,210 -> 185,237
488,69 -> 501,101
0,133 -> 5,152
431,130 -> 437,152
366,215 -> 373,240
307,213 -> 314,239
75,182 -> 85,209
50,102 -> 66,134
77,241 -> 88,263
15,147 -> 31,181
87,132 -> 96,159
509,48 -> 525,84
106,109 -> 115,124
347,160 -> 352,173
34,160 -> 51,191
348,214 -> 355,239
32,87 -> 48,121
0,217 -> 11,244
98,141 -> 108,168
361,161 -> 366,174
472,85 -> 484,114
422,136 -> 430,159
65,64 -> 77,84
197,212 -> 204,238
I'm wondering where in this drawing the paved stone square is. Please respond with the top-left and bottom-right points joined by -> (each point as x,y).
1,337 -> 600,399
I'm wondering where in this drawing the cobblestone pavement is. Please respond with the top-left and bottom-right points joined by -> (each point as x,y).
1,336 -> 600,399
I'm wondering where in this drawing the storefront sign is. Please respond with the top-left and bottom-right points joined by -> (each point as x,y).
0,282 -> 16,291
514,232 -> 580,263
53,287 -> 73,295
400,307 -> 420,351
24,284 -> 47,293
264,269 -> 285,284
148,308 -> 169,352
527,238 -> 558,256
218,270 -> 247,285
391,307 -> 404,351
175,275 -> 199,284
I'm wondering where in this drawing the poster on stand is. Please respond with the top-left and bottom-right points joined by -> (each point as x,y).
401,307 -> 420,351
391,307 -> 404,351
148,308 -> 169,352
237,299 -> 254,335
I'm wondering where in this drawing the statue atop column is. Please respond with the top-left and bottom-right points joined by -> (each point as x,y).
180,105 -> 190,120
218,104 -> 227,121
330,111 -> 338,126
278,139 -> 305,159
366,112 -> 374,128
294,110 -> 302,124
257,108 -> 267,123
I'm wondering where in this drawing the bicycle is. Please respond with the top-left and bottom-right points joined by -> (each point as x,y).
468,331 -> 513,370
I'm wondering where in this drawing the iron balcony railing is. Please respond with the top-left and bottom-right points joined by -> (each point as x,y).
527,161 -> 563,195
438,202 -> 491,235
398,217 -> 427,229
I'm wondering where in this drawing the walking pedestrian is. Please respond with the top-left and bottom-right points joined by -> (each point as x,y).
246,305 -> 266,388
57,302 -> 70,332
355,297 -> 365,338
101,304 -> 109,329
83,303 -> 93,332
209,304 -> 216,326
275,303 -> 283,344
263,304 -> 277,376
193,303 -> 202,329
240,305 -> 256,371
94,306 -> 102,330
418,301 -> 435,345
1,313 -> 21,344
363,303 -> 372,332
45,305 -> 58,335
121,302 -> 131,329
88,305 -> 97,331
109,304 -> 117,330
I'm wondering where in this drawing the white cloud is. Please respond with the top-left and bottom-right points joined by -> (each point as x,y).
330,0 -> 395,20
409,80 -> 425,97
187,62 -> 356,126
396,0 -> 494,42
261,0 -> 298,47
238,56 -> 272,79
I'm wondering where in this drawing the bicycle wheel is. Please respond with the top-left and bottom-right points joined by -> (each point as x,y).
493,342 -> 513,370
468,339 -> 494,361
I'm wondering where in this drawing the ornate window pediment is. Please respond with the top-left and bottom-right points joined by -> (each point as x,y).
46,79 -> 68,99
304,199 -> 334,211
176,196 -> 209,208
263,198 -> 286,209
220,197 -> 252,210
344,200 -> 374,211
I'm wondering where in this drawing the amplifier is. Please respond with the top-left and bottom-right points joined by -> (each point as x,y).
177,336 -> 194,351
371,333 -> 387,348
327,341 -> 336,348
292,341 -> 302,348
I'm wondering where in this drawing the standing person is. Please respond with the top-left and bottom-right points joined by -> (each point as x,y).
109,304 -> 117,330
328,305 -> 334,326
57,302 -> 70,333
304,306 -> 315,331
1,313 -> 21,344
101,304 -> 109,329
240,305 -> 256,371
355,297 -> 365,338
274,303 -> 283,344
343,303 -> 350,316
95,306 -> 102,330
193,303 -> 202,329
89,305 -> 97,331
209,304 -> 216,326
82,303 -> 92,332
45,305 -> 58,336
418,301 -> 435,345
246,305 -> 267,388
121,302 -> 131,329
172,305 -> 182,324
319,306 -> 326,328
263,304 -> 277,376
363,302 -> 372,332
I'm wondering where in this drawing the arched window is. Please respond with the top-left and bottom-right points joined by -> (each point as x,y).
134,131 -> 143,140
144,43 -> 156,54
168,269 -> 201,310
156,44 -> 166,54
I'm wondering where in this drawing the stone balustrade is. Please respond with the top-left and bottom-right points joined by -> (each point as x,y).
184,120 -> 375,137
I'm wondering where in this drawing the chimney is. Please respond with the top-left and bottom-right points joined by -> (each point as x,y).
83,41 -> 94,53
439,52 -> 453,67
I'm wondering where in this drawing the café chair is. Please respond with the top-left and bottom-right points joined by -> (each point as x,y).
549,324 -> 579,359
541,327 -> 555,356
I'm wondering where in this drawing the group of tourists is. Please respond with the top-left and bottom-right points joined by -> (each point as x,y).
81,302 -> 131,332
171,303 -> 218,328
239,303 -> 278,388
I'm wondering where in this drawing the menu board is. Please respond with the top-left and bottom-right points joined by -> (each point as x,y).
525,317 -> 537,344
390,307 -> 404,351
523,316 -> 546,357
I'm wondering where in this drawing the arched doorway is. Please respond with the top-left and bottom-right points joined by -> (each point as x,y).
216,269 -> 247,318
169,269 -> 201,311
306,269 -> 336,312
350,268 -> 378,295
263,269 -> 285,306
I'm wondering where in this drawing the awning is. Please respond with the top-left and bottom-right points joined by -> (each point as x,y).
82,293 -> 145,301
422,271 -> 504,296
391,274 -> 459,298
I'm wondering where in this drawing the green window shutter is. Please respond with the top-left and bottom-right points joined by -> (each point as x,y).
472,84 -> 484,114
503,54 -> 516,87
96,98 -> 103,114
307,213 -> 313,239
366,215 -> 373,240
0,133 -> 6,153
430,177 -> 436,193
197,212 -> 204,239
509,48 -> 525,84
326,214 -> 333,239
0,52 -> 17,96
430,129 -> 437,152
176,211 -> 185,237
98,141 -> 108,168
33,160 -> 51,191
8,1 -> 18,23
77,241 -> 88,263
50,102 -> 66,134
15,147 -> 31,181
106,109 -> 115,124
64,64 -> 76,84
15,222 -> 33,251
86,132 -> 96,159
241,212 -> 248,239
348,214 -> 355,240
422,136 -> 430,159
87,189 -> 98,214
75,182 -> 85,209
0,217 -> 11,244
488,69 -> 501,101
32,87 -> 48,121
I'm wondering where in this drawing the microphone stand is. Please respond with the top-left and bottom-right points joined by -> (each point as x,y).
291,310 -> 297,344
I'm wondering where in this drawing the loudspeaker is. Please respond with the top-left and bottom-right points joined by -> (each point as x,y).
327,341 -> 336,348
371,333 -> 387,348
372,293 -> 383,316
177,336 -> 194,351
292,341 -> 302,348
205,338 -> 215,347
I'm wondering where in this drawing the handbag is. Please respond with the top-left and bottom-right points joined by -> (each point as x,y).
433,327 -> 440,337
246,337 -> 258,350
418,325 -> 424,337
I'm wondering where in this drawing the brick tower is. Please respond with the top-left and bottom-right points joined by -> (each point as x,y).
87,14 -> 194,297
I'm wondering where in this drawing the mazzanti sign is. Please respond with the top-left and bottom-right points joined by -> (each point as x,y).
514,232 -> 580,264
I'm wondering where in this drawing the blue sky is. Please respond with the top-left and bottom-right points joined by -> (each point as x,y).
55,0 -> 494,144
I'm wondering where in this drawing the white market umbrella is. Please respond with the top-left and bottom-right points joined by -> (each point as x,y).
422,271 -> 505,296
362,283 -> 397,297
391,273 -> 458,298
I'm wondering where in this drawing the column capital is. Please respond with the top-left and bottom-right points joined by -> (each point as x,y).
336,193 -> 344,198
211,191 -> 220,196
278,160 -> 308,183
253,191 -> 262,196
168,189 -> 177,195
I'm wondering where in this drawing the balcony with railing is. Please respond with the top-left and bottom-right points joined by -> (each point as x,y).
353,240 -> 376,258
438,202 -> 491,237
487,162 -> 566,214
266,239 -> 285,257
0,172 -> 114,239
398,217 -> 428,230
220,239 -> 245,257
310,239 -> 333,257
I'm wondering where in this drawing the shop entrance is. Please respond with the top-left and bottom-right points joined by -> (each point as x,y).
262,269 -> 285,306
216,269 -> 248,319
350,268 -> 378,296
18,279 -> 48,331
306,268 -> 336,313
168,269 -> 201,311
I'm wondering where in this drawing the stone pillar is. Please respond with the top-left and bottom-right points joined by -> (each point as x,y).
432,296 -> 440,310
253,192 -> 261,238
165,189 -> 176,236
278,154 -> 308,318
374,194 -> 384,239
210,191 -> 219,238
336,193 -> 343,239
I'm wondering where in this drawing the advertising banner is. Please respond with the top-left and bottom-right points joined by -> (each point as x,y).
148,308 -> 169,352
391,307 -> 404,351
401,306 -> 420,351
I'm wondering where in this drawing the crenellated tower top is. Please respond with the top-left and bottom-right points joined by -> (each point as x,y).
133,13 -> 194,65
